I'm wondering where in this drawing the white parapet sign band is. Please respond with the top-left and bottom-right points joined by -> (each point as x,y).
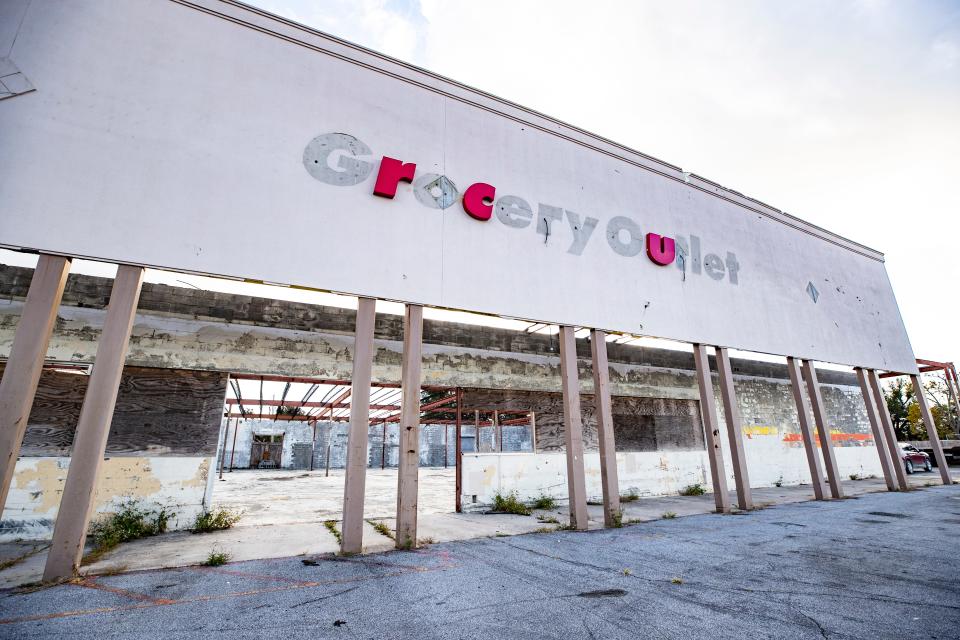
0,0 -> 917,373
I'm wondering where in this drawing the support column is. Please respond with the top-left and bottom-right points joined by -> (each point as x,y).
340,297 -> 376,555
786,358 -> 827,500
0,254 -> 71,512
559,326 -> 588,530
395,304 -> 423,549
43,265 -> 143,581
693,344 -> 730,513
867,370 -> 909,491
801,360 -> 843,498
945,367 -> 960,437
218,418 -> 232,480
715,347 -> 753,510
455,387 -> 462,513
910,373 -> 952,485
590,330 -> 621,527
854,368 -> 897,491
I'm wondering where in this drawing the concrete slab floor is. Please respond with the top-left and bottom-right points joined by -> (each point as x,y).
209,467 -> 457,526
0,468 -> 954,589
3,484 -> 960,638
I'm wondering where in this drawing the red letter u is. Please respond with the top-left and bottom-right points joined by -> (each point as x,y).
646,233 -> 675,266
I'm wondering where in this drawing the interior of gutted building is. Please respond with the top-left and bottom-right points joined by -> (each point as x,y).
1,255 -> 910,552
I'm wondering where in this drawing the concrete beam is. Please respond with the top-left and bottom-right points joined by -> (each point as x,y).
801,360 -> 843,499
693,344 -> 730,513
43,265 -> 144,581
867,370 -> 909,491
855,368 -> 897,491
0,254 -> 71,513
715,347 -> 752,510
590,330 -> 621,527
910,373 -> 952,485
558,326 -> 588,530
786,357 -> 827,500
395,304 -> 423,548
340,297 -> 376,554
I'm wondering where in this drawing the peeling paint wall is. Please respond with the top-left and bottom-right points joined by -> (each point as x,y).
1,457 -> 211,541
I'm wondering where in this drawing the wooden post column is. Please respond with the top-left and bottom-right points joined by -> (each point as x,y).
867,370 -> 909,491
854,368 -> 897,491
715,347 -> 752,510
0,254 -> 71,513
801,360 -> 843,499
340,297 -> 376,555
693,344 -> 730,513
43,265 -> 143,581
559,326 -> 588,530
786,357 -> 827,500
590,329 -> 620,527
910,373 -> 952,485
454,387 -> 463,513
395,304 -> 423,549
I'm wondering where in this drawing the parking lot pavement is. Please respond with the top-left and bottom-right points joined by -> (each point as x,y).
2,484 -> 959,639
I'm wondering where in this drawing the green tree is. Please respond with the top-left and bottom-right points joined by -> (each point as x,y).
884,378 -> 913,440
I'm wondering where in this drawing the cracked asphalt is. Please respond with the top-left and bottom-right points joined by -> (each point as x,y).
2,485 -> 959,639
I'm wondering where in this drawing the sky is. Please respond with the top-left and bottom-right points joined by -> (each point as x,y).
244,0 -> 960,363
3,0 -> 958,397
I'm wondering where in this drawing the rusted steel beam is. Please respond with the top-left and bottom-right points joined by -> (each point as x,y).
230,398 -> 399,410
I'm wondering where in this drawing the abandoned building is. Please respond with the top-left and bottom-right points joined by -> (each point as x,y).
0,264 -> 900,540
0,0 -> 955,584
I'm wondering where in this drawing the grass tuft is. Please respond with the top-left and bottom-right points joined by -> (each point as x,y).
662,511 -> 677,519
367,519 -> 395,540
492,491 -> 532,516
679,483 -> 706,496
620,488 -> 640,502
203,550 -> 230,567
324,520 -> 343,545
192,508 -> 242,533
611,510 -> 623,528
531,495 -> 556,510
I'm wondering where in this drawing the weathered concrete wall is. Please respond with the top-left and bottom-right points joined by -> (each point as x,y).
0,266 -> 862,396
217,419 -> 496,470
1,457 -> 211,541
461,444 -> 884,509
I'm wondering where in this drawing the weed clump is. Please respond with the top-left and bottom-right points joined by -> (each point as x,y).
531,495 -> 556,510
662,511 -> 677,519
367,520 -> 395,540
203,550 -> 230,567
620,489 -> 640,503
192,508 -> 242,533
492,491 -> 532,516
324,520 -> 343,544
611,510 -> 623,528
679,483 -> 706,496
88,501 -> 171,555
